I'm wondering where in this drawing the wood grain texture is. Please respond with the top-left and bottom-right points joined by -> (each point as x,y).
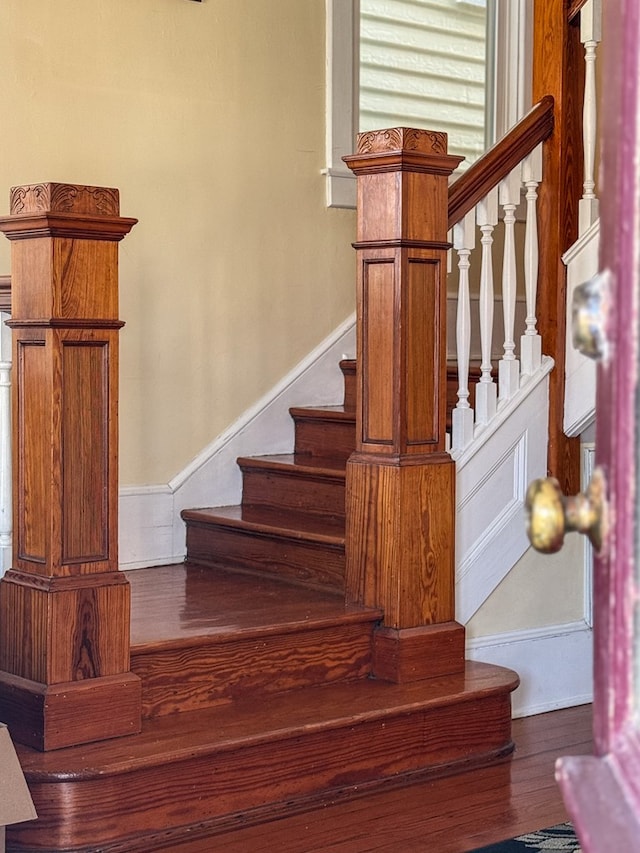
133,620 -> 376,718
152,705 -> 589,853
373,622 -> 466,681
7,661 -> 517,851
239,454 -> 346,519
291,405 -> 356,460
533,1 -> 583,489
0,571 -> 130,682
128,564 -> 380,717
346,453 -> 456,629
183,506 -> 346,589
0,671 -> 141,751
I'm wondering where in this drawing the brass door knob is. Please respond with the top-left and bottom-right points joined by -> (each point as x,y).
525,468 -> 607,553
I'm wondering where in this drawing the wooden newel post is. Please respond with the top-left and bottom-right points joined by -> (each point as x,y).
344,129 -> 465,683
0,183 -> 142,750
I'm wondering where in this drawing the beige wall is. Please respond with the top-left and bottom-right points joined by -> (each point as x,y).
0,0 -> 356,485
467,533 -> 587,638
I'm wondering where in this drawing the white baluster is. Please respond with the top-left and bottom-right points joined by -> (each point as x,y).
475,189 -> 498,425
579,0 -> 601,233
0,311 -> 11,577
498,169 -> 521,401
452,211 -> 476,451
520,145 -> 542,375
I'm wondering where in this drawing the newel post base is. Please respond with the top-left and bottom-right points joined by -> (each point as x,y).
373,623 -> 466,683
0,183 -> 141,750
346,452 -> 465,682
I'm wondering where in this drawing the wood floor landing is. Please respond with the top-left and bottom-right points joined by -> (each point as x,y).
8,563 -> 519,852
127,563 -> 379,647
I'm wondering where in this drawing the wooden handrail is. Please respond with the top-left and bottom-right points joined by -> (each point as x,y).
567,0 -> 589,23
447,95 -> 555,230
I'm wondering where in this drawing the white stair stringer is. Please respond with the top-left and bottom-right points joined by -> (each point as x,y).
451,356 -> 554,624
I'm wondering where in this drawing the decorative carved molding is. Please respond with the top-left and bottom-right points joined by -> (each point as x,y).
357,128 -> 448,156
10,183 -> 120,217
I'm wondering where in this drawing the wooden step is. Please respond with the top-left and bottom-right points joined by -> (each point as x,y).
182,505 -> 346,589
128,564 -> 380,719
8,661 -> 519,852
239,454 -> 346,520
291,405 -> 356,461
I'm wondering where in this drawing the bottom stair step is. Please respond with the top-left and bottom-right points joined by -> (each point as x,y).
9,661 -> 519,853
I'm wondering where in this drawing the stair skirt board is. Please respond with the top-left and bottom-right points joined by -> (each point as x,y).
8,662 -> 518,853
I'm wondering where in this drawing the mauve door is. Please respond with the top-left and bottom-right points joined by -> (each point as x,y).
554,0 -> 640,848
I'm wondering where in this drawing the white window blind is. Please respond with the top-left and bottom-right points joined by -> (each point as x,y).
359,0 -> 488,169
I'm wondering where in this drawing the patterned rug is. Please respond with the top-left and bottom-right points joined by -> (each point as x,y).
471,822 -> 581,852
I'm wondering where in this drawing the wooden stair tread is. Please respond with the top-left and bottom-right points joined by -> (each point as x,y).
237,453 -> 347,476
128,564 -> 378,649
289,405 -> 355,422
15,660 -> 518,780
182,504 -> 345,543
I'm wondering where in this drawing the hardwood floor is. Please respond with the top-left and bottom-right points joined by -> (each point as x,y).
152,704 -> 592,853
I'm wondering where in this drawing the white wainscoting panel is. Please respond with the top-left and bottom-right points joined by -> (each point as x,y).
455,360 -> 552,622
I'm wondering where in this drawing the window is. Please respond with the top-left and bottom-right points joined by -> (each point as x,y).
360,0 -> 488,167
324,0 -> 532,208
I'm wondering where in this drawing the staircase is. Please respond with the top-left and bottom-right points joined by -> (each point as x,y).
8,360 -> 517,853
0,1 -> 598,843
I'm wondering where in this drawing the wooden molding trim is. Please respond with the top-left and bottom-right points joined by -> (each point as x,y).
0,213 -> 138,242
373,623 -> 467,682
0,670 -> 142,751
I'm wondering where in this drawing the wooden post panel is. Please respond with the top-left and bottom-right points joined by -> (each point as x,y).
0,183 -> 142,750
344,130 -> 466,682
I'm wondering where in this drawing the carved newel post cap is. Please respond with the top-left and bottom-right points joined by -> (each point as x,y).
11,183 -> 121,216
343,127 -> 464,175
0,182 -> 137,241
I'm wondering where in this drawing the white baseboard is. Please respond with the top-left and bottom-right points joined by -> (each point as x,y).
118,316 -> 356,569
467,620 -> 593,718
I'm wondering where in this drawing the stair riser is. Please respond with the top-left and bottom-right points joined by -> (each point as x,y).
185,523 -> 345,589
132,623 -> 374,718
241,468 -> 346,519
293,417 -> 355,460
9,693 -> 513,852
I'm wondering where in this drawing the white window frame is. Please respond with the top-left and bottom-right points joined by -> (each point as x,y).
324,0 -> 532,209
